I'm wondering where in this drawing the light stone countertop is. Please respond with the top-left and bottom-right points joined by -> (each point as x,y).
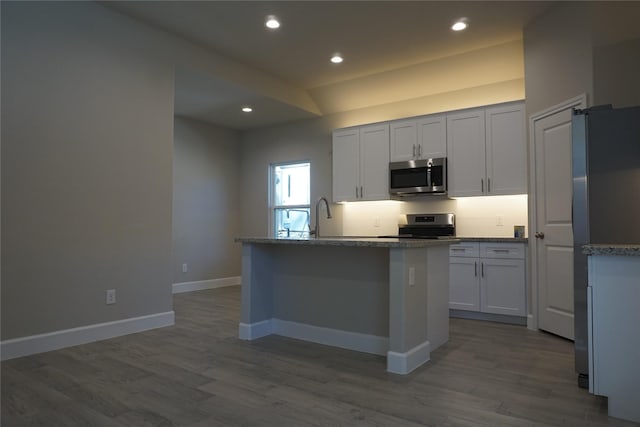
582,244 -> 640,256
235,236 -> 460,249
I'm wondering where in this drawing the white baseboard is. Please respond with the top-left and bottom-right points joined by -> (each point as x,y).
387,340 -> 431,375
237,318 -> 388,356
1,311 -> 175,361
172,276 -> 240,294
450,309 -> 527,326
238,319 -> 273,340
272,319 -> 389,356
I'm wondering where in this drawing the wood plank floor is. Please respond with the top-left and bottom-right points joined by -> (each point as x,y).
2,286 -> 636,426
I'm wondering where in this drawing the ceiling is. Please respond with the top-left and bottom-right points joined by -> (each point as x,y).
104,1 -> 553,130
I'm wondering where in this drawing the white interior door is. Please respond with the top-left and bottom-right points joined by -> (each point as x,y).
533,105 -> 579,340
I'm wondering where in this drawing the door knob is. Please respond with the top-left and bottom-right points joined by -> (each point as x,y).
535,232 -> 545,239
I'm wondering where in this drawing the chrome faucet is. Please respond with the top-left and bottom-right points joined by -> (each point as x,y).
311,197 -> 332,238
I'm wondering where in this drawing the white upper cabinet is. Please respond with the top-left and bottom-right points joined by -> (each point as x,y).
333,101 -> 525,202
418,114 -> 447,159
360,123 -> 390,200
389,119 -> 417,162
447,101 -> 526,197
332,127 -> 360,202
447,108 -> 486,197
485,103 -> 527,195
390,114 -> 446,162
332,123 -> 390,202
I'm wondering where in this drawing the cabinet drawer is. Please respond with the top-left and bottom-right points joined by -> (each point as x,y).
480,242 -> 525,259
449,242 -> 480,258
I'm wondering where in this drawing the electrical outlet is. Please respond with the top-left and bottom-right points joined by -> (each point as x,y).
182,263 -> 188,273
496,216 -> 504,226
409,267 -> 415,286
373,217 -> 380,228
106,289 -> 116,305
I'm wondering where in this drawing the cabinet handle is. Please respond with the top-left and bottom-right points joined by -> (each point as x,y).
360,186 -> 363,198
488,178 -> 491,193
418,145 -> 422,157
474,261 -> 477,277
451,248 -> 465,251
355,186 -> 359,198
492,249 -> 510,253
481,262 -> 484,277
413,144 -> 416,157
481,178 -> 484,193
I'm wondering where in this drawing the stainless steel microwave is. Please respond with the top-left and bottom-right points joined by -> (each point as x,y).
389,158 -> 447,195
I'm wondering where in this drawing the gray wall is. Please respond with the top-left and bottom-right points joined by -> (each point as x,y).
173,117 -> 241,283
240,116 -> 345,238
523,2 -> 594,116
593,38 -> 640,108
1,2 -> 174,339
524,3 -> 640,115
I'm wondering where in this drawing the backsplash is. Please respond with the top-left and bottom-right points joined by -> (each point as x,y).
341,195 -> 528,237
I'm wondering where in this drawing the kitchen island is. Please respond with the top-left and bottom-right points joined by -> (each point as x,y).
234,236 -> 458,375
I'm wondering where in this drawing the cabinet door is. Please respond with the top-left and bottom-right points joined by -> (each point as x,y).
480,258 -> 526,316
447,109 -> 486,197
390,120 -> 417,162
449,257 -> 480,311
485,102 -> 526,195
418,114 -> 446,159
360,123 -> 390,201
332,128 -> 360,202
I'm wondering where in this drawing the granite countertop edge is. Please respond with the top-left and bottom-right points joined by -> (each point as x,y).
582,244 -> 640,256
235,236 -> 461,248
456,237 -> 528,243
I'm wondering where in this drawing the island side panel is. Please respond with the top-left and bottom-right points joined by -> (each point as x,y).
239,243 -> 275,339
270,245 -> 389,338
588,255 -> 640,423
426,245 -> 450,351
388,247 -> 430,374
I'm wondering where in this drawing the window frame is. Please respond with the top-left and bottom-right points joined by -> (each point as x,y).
269,160 -> 311,238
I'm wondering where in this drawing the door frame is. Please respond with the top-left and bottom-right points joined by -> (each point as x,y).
527,94 -> 587,331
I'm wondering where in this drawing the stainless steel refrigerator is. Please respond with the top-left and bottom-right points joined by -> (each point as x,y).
572,105 -> 640,388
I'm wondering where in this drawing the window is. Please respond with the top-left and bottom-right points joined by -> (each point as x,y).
271,162 -> 310,238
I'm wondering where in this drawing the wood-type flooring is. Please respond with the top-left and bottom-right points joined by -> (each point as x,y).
2,286 -> 635,426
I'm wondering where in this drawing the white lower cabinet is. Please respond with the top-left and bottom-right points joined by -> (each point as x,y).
449,243 -> 480,311
449,242 -> 526,317
481,257 -> 526,316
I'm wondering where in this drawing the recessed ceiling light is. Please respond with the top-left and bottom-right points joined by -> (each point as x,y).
451,19 -> 468,31
242,106 -> 253,113
265,15 -> 280,29
330,54 -> 343,64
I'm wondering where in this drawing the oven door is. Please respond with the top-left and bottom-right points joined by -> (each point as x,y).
389,158 -> 447,194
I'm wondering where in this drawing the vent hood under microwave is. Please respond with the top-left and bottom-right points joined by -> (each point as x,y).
389,158 -> 447,196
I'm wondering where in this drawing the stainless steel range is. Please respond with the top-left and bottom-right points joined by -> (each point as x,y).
381,213 -> 455,239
